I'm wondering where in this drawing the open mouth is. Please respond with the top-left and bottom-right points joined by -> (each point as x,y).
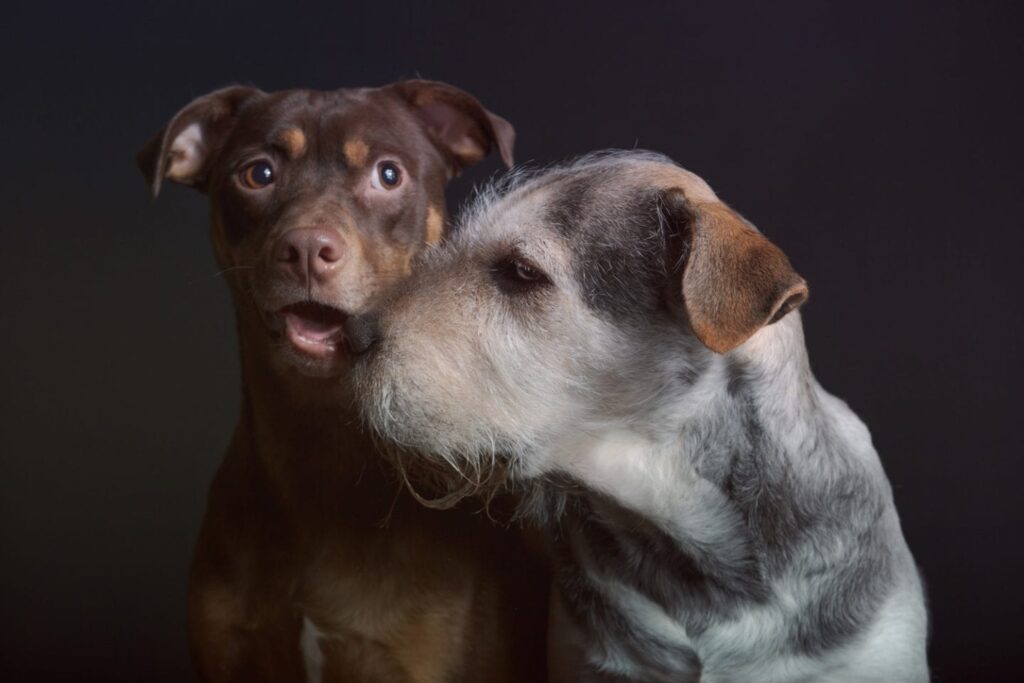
279,301 -> 349,358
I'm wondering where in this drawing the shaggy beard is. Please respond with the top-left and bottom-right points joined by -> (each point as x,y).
365,427 -> 518,514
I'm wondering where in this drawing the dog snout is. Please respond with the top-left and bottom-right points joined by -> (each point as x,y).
274,228 -> 345,283
344,313 -> 380,356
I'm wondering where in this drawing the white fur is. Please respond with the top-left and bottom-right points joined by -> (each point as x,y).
166,122 -> 206,182
299,616 -> 325,683
354,152 -> 929,682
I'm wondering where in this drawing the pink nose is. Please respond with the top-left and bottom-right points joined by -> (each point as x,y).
274,228 -> 344,282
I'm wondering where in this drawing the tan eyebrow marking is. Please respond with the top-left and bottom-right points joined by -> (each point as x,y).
275,127 -> 307,159
425,205 -> 444,245
343,139 -> 370,167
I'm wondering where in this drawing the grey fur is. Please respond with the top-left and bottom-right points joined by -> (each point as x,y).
353,151 -> 929,682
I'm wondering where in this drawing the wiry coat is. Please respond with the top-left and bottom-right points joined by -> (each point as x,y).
353,151 -> 929,682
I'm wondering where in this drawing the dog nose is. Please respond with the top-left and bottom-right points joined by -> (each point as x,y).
344,313 -> 379,355
274,228 -> 344,282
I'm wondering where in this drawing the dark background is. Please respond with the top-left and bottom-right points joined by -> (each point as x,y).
2,1 -> 1021,680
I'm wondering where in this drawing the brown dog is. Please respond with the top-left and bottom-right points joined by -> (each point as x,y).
138,81 -> 548,682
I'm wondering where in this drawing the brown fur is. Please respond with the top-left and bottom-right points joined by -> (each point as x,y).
276,127 -> 308,159
425,205 -> 445,246
673,198 -> 808,353
138,81 -> 545,682
631,163 -> 808,353
344,138 -> 370,167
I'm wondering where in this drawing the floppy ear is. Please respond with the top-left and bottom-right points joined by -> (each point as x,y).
389,79 -> 515,171
661,189 -> 809,353
136,86 -> 263,198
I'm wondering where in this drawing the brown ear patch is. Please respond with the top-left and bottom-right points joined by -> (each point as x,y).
671,196 -> 808,353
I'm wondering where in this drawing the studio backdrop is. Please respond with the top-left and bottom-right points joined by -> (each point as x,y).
1,1 -> 1021,681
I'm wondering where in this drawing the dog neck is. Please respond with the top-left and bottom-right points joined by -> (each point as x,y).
232,312 -> 388,511
539,312 -> 888,571
550,314 -> 819,504
532,314 -> 899,677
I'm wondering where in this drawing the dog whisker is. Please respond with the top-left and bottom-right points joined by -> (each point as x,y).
213,264 -> 256,278
353,150 -> 928,680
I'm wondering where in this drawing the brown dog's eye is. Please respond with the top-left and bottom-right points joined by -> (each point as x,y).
491,255 -> 551,294
376,162 -> 402,189
240,161 -> 275,189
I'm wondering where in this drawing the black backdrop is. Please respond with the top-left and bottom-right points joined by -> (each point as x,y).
2,1 -> 1021,680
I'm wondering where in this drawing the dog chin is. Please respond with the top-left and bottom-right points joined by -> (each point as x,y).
354,371 -> 451,452
354,377 -> 511,479
274,343 -> 349,379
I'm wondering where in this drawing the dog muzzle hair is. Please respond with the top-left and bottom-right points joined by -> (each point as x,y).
351,150 -> 929,682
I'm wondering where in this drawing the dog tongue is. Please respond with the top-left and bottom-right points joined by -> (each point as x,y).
282,302 -> 347,343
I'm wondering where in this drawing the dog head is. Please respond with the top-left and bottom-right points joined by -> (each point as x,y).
350,151 -> 807,479
138,81 -> 513,378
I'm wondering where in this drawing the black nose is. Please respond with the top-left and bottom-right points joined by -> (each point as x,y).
344,313 -> 380,355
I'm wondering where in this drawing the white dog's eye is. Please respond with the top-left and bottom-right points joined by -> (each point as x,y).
491,255 -> 551,294
515,261 -> 542,281
371,161 -> 403,190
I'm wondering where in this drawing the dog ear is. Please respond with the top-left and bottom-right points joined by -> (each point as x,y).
660,189 -> 809,353
137,86 -> 263,198
389,79 -> 515,172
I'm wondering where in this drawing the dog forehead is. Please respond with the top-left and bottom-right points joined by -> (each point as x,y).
489,155 -> 719,237
226,88 -> 431,162
483,185 -> 558,238
231,89 -> 343,135
505,155 -> 707,317
454,154 -> 723,319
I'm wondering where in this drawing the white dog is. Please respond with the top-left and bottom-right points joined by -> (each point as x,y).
347,151 -> 929,682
